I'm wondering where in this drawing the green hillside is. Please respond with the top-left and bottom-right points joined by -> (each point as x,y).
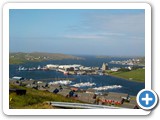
109,69 -> 145,82
9,52 -> 84,64
9,84 -> 82,109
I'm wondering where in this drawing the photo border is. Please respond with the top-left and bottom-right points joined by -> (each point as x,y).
3,2 -> 151,115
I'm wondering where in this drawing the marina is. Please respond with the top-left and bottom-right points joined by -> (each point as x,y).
9,57 -> 145,96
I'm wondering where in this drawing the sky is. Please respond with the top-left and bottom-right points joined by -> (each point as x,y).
9,9 -> 145,56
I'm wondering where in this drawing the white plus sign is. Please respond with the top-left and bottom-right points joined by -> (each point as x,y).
142,93 -> 153,105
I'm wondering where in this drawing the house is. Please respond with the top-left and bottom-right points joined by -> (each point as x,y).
111,67 -> 120,72
86,88 -> 95,94
99,92 -> 129,105
70,87 -> 79,92
9,79 -> 21,85
12,76 -> 25,80
46,64 -> 59,69
37,82 -> 48,88
100,96 -> 124,105
22,80 -> 37,88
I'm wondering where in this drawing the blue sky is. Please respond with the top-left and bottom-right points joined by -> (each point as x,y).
9,9 -> 145,56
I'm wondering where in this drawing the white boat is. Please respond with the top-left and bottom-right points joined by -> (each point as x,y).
18,66 -> 28,71
48,80 -> 72,85
99,73 -> 103,76
72,82 -> 96,87
37,65 -> 41,70
93,85 -> 122,91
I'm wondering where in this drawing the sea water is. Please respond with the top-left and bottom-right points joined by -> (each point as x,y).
9,56 -> 145,96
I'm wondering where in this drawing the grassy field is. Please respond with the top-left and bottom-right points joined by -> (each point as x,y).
9,84 -> 82,109
109,69 -> 145,82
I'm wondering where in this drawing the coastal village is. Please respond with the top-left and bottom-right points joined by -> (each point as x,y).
9,78 -> 138,109
17,59 -> 142,76
10,62 -> 141,109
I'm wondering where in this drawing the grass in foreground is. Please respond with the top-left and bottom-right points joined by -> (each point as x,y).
109,69 -> 145,82
9,84 -> 82,109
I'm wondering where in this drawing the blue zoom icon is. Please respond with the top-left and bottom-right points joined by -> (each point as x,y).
137,89 -> 158,110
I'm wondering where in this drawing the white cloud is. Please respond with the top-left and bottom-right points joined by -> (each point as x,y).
64,34 -> 103,39
64,32 -> 126,39
97,32 -> 126,36
84,13 -> 145,36
65,12 -> 144,42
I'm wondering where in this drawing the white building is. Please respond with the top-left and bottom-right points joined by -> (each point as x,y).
111,67 -> 120,72
46,64 -> 59,69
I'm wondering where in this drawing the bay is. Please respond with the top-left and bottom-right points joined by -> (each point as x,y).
9,56 -> 145,96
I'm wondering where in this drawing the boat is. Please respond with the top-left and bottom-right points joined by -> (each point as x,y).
48,80 -> 72,85
18,66 -> 28,71
99,73 -> 104,76
37,65 -> 41,70
93,85 -> 122,91
28,67 -> 36,71
72,82 -> 96,87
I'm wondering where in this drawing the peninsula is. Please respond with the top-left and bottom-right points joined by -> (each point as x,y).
9,52 -> 84,64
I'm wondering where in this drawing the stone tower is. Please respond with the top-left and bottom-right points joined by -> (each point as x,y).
102,63 -> 108,71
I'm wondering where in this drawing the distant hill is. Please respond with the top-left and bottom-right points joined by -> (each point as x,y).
9,52 -> 84,64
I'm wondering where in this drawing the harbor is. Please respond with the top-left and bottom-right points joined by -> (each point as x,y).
9,57 -> 145,96
16,63 -> 107,76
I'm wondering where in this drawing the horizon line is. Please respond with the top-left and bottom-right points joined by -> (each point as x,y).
9,51 -> 145,57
